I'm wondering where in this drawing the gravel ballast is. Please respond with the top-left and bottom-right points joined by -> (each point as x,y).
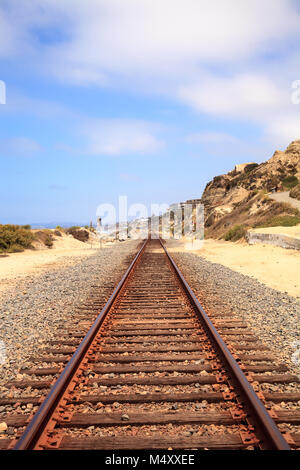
0,240 -> 140,385
167,248 -> 300,376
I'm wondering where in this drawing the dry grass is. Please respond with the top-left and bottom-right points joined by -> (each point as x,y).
0,225 -> 35,253
290,184 -> 300,201
35,230 -> 54,248
205,192 -> 300,240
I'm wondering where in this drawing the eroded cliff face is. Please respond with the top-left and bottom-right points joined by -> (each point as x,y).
200,140 -> 300,238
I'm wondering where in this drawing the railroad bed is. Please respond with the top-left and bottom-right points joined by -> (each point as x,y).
1,239 -> 299,450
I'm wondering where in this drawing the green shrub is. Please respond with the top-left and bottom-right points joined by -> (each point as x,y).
224,224 -> 247,241
256,215 -> 300,228
0,225 -> 35,253
282,175 -> 299,189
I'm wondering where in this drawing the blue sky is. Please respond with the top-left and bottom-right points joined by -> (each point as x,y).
0,0 -> 300,225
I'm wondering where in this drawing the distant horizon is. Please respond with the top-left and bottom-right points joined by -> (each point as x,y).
0,219 -> 93,228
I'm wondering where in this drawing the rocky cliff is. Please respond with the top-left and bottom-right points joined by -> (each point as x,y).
200,140 -> 300,239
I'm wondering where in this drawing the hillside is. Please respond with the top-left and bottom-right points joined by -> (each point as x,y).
200,140 -> 300,240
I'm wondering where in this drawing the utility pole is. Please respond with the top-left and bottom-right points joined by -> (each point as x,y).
97,217 -> 102,249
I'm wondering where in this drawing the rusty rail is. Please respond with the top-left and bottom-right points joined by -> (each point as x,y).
160,239 -> 290,450
14,239 -> 148,450
13,237 -> 291,450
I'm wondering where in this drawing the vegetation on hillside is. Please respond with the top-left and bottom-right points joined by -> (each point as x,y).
290,184 -> 300,201
244,163 -> 259,174
66,227 -> 89,242
282,176 -> 299,190
255,214 -> 300,228
205,191 -> 300,241
85,225 -> 96,232
54,229 -> 62,237
201,140 -> 300,241
224,225 -> 247,241
0,225 -> 35,253
0,223 -> 91,254
35,230 -> 54,248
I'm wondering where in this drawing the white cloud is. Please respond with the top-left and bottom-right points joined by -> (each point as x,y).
179,75 -> 286,120
0,137 -> 42,156
80,119 -> 164,156
1,1 -> 300,85
0,90 -> 164,157
47,1 -> 300,85
0,90 -> 75,119
181,74 -> 300,145
1,1 -> 300,149
0,9 -> 17,57
265,115 -> 300,147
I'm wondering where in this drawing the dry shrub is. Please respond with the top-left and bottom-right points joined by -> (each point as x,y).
0,225 -> 35,253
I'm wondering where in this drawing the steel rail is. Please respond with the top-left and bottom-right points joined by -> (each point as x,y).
159,239 -> 290,450
14,239 -> 148,450
14,237 -> 290,450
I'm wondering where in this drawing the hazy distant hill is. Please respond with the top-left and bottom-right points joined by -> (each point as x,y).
30,222 -> 89,229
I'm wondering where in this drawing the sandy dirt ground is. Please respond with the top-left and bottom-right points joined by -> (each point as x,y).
166,237 -> 300,298
0,233 -> 103,293
251,224 -> 300,239
1,231 -> 300,298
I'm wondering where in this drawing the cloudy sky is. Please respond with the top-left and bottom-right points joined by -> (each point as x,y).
1,0 -> 300,224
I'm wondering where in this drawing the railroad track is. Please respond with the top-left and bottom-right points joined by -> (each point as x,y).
1,239 -> 299,450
